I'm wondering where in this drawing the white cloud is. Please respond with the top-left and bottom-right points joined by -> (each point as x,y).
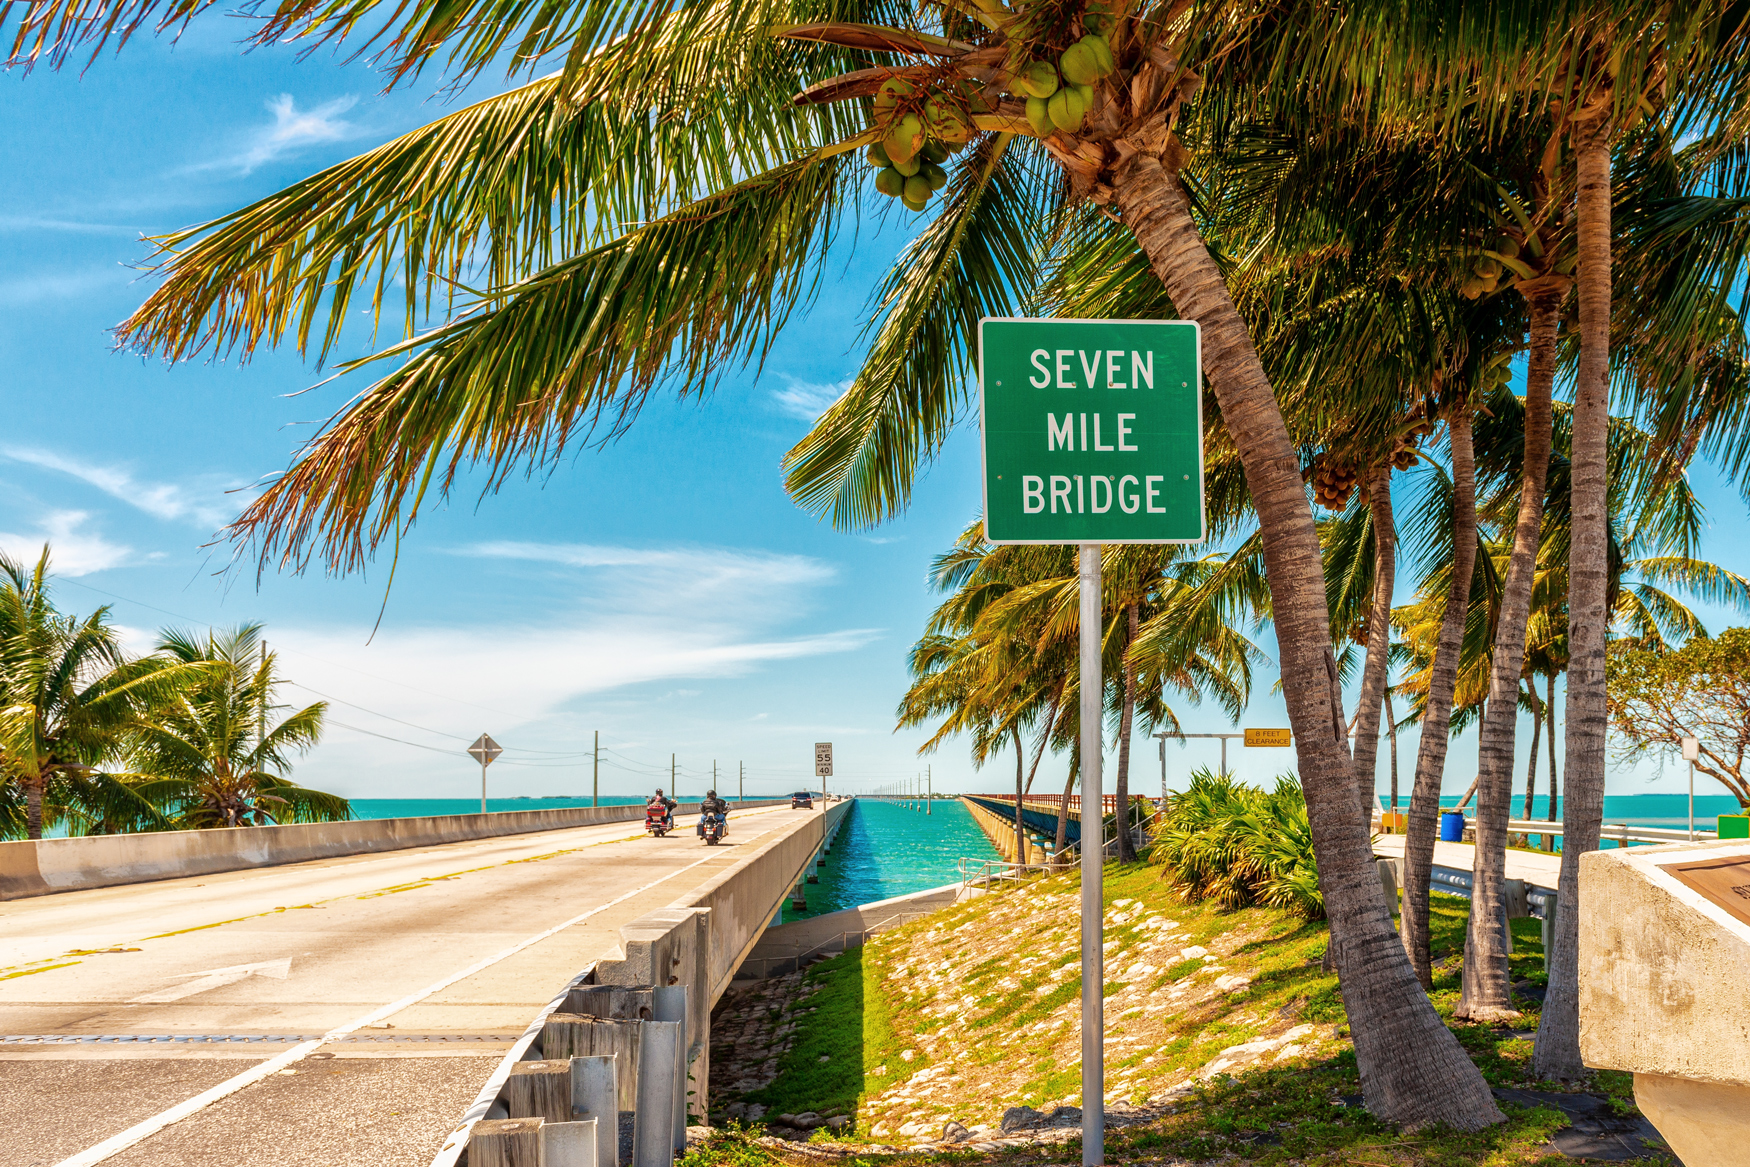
0,267 -> 126,307
1,446 -> 238,527
273,540 -> 881,788
231,94 -> 361,173
770,376 -> 851,421
0,511 -> 132,576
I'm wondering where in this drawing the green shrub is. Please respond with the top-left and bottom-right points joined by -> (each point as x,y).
1150,769 -> 1323,918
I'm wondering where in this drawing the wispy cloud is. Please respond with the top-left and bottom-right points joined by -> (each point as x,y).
0,267 -> 126,307
770,376 -> 851,421
277,539 -> 879,789
460,540 -> 836,593
0,216 -> 137,236
1,446 -> 237,527
0,511 -> 133,575
226,94 -> 362,173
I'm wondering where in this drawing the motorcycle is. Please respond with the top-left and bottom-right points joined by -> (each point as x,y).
698,811 -> 727,846
645,801 -> 674,838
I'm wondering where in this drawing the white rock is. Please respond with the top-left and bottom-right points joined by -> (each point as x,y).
1281,1024 -> 1317,1041
1179,946 -> 1208,959
900,1049 -> 917,1062
1274,1043 -> 1305,1060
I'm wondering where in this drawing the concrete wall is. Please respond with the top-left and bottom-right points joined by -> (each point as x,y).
1579,838 -> 1750,1085
0,800 -> 785,901
590,798 -> 851,1117
676,797 -> 852,1003
736,880 -> 974,978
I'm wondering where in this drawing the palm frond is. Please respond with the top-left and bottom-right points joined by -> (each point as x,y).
226,155 -> 848,574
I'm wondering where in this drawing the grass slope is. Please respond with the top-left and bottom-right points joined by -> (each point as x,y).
697,860 -> 1668,1166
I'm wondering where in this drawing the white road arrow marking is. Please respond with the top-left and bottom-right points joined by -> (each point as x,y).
129,958 -> 293,1004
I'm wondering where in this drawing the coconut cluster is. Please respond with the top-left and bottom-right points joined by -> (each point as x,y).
1460,234 -> 1522,299
1307,412 -> 1437,511
866,78 -> 983,212
1012,21 -> 1117,136
1308,458 -> 1364,510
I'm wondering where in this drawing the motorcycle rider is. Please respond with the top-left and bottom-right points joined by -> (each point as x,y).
698,788 -> 729,838
648,787 -> 677,830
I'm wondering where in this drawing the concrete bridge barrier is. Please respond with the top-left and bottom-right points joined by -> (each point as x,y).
0,800 -> 786,901
435,798 -> 852,1166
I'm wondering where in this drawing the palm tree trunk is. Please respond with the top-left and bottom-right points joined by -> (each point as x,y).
26,778 -> 45,841
1523,682 -> 1543,821
1385,692 -> 1399,816
1114,604 -> 1139,862
1458,288 -> 1557,1022
1055,753 -> 1078,858
1024,687 -> 1061,797
1014,728 -> 1026,865
1545,672 -> 1560,850
1401,408 -> 1478,987
1112,152 -> 1500,1131
1351,465 -> 1397,828
1537,113 -> 1612,1080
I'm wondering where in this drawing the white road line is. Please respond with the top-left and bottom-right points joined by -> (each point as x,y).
52,833 -> 766,1167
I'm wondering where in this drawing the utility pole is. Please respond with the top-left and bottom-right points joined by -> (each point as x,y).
713,759 -> 718,794
592,730 -> 599,808
739,761 -> 744,803
927,764 -> 932,814
671,753 -> 676,799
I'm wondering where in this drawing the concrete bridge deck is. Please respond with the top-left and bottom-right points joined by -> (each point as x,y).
0,801 -> 837,1167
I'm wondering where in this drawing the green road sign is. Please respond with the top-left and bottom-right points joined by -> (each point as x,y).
979,317 -> 1204,544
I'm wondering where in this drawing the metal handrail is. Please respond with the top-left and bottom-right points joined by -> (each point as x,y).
1374,811 -> 1719,846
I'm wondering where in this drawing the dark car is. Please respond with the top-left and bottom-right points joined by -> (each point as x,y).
792,791 -> 815,809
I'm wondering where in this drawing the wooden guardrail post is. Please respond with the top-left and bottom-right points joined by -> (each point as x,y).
632,1020 -> 682,1167
543,1015 -> 642,1111
570,1055 -> 619,1167
506,1060 -> 573,1124
471,1118 -> 544,1167
566,986 -> 655,1019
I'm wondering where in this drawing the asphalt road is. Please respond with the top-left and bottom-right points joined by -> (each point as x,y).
0,803 -> 817,1166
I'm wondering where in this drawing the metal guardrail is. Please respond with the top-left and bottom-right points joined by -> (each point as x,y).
1374,813 -> 1719,846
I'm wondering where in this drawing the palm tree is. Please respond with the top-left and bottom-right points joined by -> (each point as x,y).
0,549 -> 185,839
129,625 -> 348,828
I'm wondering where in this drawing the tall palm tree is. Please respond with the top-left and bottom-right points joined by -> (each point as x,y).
0,549 -> 186,839
129,625 -> 348,828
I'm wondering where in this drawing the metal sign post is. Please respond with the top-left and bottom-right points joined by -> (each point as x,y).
980,316 -> 1203,1167
1155,729 -> 1291,787
467,733 -> 503,813
815,742 -> 833,804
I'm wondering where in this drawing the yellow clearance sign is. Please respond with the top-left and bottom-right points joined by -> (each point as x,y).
1244,728 -> 1292,747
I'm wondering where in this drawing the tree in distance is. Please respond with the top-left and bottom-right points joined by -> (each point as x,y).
1607,629 -> 1750,810
128,624 -> 348,829
0,548 -> 194,840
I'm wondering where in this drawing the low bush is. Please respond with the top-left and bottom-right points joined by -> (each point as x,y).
1150,769 -> 1322,918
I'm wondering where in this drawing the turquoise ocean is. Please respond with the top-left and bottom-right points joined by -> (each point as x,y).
351,795 -> 1002,921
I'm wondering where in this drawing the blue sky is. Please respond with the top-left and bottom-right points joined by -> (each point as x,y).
3,28 -> 1745,806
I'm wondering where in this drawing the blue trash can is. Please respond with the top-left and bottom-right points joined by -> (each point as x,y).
1440,811 -> 1467,842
